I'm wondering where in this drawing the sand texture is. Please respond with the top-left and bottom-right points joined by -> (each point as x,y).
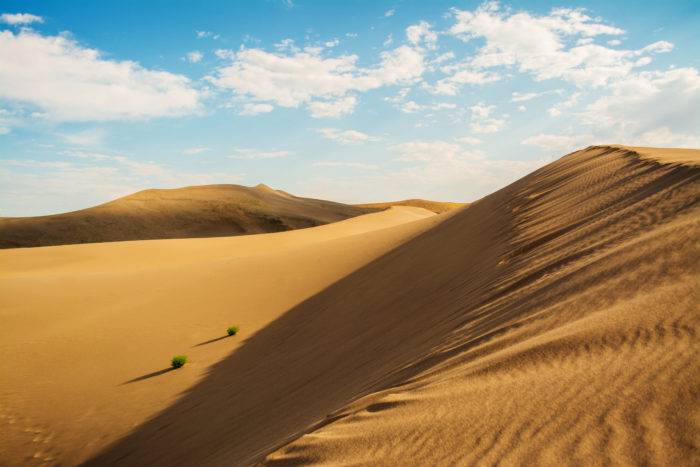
1,145 -> 698,466
0,183 -> 377,248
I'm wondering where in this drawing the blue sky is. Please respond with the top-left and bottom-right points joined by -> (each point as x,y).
1,0 -> 698,216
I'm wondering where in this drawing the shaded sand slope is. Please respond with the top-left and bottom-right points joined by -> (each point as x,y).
0,207 -> 438,465
85,145 -> 699,466
0,183 -> 376,248
356,198 -> 467,213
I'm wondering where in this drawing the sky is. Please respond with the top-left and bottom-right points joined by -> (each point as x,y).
0,0 -> 698,216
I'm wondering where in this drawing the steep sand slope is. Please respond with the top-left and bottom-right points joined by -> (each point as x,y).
0,207 -> 439,465
81,145 -> 698,466
0,183 -> 376,248
265,145 -> 700,465
356,198 -> 467,214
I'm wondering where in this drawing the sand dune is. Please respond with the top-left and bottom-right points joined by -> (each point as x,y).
0,206 -> 439,465
1,145 -> 698,465
0,183 -> 376,249
356,198 -> 467,214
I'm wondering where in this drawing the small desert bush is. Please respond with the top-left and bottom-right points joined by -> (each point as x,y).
171,355 -> 187,369
227,326 -> 240,336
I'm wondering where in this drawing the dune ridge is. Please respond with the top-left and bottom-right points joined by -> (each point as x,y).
0,183 -> 376,249
1,145 -> 698,465
355,199 -> 467,214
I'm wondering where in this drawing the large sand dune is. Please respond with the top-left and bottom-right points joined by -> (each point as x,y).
0,183 -> 376,249
1,145 -> 698,465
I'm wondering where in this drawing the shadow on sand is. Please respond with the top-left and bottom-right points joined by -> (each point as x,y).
192,335 -> 230,347
121,367 -> 175,385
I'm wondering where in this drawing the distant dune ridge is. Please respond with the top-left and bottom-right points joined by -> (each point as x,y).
0,183 -> 377,248
0,145 -> 698,466
355,199 -> 467,214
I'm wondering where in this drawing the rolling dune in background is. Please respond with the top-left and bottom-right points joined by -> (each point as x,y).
0,183 -> 377,249
1,145 -> 698,466
355,199 -> 467,214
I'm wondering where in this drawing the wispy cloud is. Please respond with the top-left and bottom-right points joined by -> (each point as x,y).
1,13 -> 43,25
184,51 -> 203,63
182,147 -> 210,156
229,148 -> 290,159
313,161 -> 379,170
316,128 -> 378,144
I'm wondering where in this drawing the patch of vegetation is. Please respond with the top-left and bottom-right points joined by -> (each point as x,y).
227,326 -> 240,336
171,355 -> 187,369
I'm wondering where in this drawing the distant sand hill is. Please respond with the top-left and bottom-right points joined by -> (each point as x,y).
0,183 -> 377,248
356,199 -> 467,214
0,145 -> 698,466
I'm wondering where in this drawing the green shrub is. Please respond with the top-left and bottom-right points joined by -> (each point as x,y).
171,355 -> 187,369
227,326 -> 240,336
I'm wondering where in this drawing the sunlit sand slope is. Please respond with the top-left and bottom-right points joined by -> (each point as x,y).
0,183 -> 376,248
83,145 -> 698,466
0,206 -> 438,465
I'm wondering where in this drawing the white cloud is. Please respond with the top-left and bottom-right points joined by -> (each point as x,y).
510,89 -> 562,102
214,48 -> 234,59
229,148 -> 290,159
432,51 -> 455,65
427,67 -> 500,95
635,127 -> 700,148
208,45 -> 424,115
0,30 -> 202,121
316,128 -> 377,144
324,38 -> 340,48
406,21 -> 437,49
308,96 -> 357,118
383,34 -> 394,47
401,100 -> 423,113
547,91 -> 580,117
608,39 -> 622,46
511,92 -> 539,102
274,38 -> 299,52
60,128 -> 106,147
469,103 -> 506,133
447,2 -> 673,88
185,51 -> 203,63
0,126 -> 11,135
1,13 -> 43,25
239,103 -> 274,115
384,9 -> 396,18
582,67 -> 700,144
196,30 -> 219,40
456,136 -> 482,145
182,147 -> 209,156
398,100 -> 456,113
313,161 -> 378,170
522,133 -> 593,152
